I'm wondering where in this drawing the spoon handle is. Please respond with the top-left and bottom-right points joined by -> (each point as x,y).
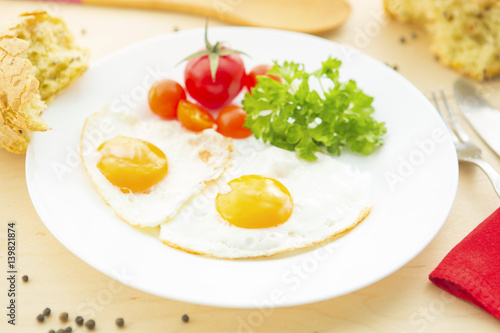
49,0 -> 351,34
83,0 -> 234,21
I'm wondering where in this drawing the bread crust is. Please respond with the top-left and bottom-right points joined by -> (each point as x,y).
0,35 -> 48,153
0,11 -> 88,153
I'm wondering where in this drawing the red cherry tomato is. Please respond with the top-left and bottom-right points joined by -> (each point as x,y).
177,100 -> 215,132
244,64 -> 282,92
148,79 -> 186,119
216,105 -> 252,139
184,49 -> 245,111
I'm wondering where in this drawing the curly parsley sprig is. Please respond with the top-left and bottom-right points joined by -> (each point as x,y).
242,57 -> 386,161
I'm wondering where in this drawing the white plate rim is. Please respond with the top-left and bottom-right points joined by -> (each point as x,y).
25,27 -> 459,308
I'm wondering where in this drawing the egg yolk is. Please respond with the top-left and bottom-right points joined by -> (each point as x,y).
215,175 -> 293,229
96,135 -> 168,193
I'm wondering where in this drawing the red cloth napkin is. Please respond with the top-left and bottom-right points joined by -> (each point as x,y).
429,207 -> 500,320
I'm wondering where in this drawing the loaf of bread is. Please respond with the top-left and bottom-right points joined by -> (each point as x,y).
0,11 -> 88,153
384,0 -> 500,81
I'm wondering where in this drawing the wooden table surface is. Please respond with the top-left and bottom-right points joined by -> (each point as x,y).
1,0 -> 500,332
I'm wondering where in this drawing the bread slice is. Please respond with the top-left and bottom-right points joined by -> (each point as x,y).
0,11 -> 88,153
384,0 -> 500,81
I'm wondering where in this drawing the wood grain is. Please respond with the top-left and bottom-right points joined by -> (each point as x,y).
1,0 -> 500,332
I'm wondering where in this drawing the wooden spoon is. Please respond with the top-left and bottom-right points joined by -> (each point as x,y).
73,0 -> 351,34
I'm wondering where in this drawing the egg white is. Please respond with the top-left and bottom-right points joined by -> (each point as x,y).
159,137 -> 372,259
80,110 -> 232,227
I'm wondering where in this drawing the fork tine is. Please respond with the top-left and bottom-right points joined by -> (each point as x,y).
439,88 -> 471,143
431,89 -> 459,145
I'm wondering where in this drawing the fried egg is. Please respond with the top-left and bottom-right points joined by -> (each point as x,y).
159,137 -> 372,259
80,110 -> 232,227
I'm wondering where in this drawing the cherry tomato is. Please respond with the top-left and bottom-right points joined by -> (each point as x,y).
184,48 -> 245,111
177,100 -> 216,132
244,64 -> 282,92
148,79 -> 186,119
216,105 -> 252,139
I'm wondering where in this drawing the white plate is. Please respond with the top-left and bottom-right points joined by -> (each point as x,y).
26,28 -> 458,308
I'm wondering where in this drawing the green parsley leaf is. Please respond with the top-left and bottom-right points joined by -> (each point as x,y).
242,57 -> 386,161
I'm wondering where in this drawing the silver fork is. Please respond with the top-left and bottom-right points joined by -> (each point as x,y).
431,88 -> 500,198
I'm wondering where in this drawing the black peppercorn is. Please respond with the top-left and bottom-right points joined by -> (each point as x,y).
36,314 -> 45,322
85,319 -> 96,330
59,312 -> 68,322
116,317 -> 125,327
43,308 -> 51,316
75,316 -> 84,326
181,314 -> 189,323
